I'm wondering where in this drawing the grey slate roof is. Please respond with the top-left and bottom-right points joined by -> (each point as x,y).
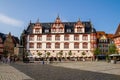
26,21 -> 96,34
0,32 -> 6,43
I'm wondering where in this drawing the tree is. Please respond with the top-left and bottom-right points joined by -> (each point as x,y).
82,52 -> 86,61
108,44 -> 118,62
94,48 -> 101,60
109,44 -> 118,54
3,50 -> 8,58
58,50 -> 63,61
59,50 -> 63,57
94,48 -> 101,55
82,52 -> 86,57
24,51 -> 28,58
46,52 -> 50,58
68,50 -> 72,60
37,52 -> 42,58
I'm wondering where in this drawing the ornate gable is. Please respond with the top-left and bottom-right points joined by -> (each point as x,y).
51,15 -> 64,33
74,18 -> 85,33
100,35 -> 107,40
33,19 -> 42,34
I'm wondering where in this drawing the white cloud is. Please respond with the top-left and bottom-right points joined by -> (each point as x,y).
0,13 -> 23,27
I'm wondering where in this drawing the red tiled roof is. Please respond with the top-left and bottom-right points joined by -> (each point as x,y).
107,34 -> 114,39
96,31 -> 105,39
114,24 -> 120,38
96,31 -> 113,39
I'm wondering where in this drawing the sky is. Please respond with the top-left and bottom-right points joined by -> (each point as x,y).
0,0 -> 120,38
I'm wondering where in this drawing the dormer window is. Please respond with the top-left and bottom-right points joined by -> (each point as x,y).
33,20 -> 42,34
51,16 -> 64,33
45,29 -> 49,33
77,27 -> 82,33
74,18 -> 85,33
52,28 -> 56,32
67,29 -> 71,33
35,28 -> 40,33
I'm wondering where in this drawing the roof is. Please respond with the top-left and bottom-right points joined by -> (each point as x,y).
12,36 -> 19,44
0,32 -> 19,44
107,34 -> 114,39
114,24 -> 120,38
26,21 -> 96,34
96,31 -> 105,39
0,32 -> 6,43
96,31 -> 113,39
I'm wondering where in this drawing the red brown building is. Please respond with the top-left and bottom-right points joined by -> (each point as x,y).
96,31 -> 113,55
114,24 -> 120,53
0,33 -> 6,58
0,32 -> 19,58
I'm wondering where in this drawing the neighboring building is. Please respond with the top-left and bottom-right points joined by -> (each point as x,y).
3,32 -> 19,57
96,31 -> 113,55
22,16 -> 97,59
13,36 -> 19,56
114,24 -> 120,53
0,33 -> 6,58
0,36 -> 3,58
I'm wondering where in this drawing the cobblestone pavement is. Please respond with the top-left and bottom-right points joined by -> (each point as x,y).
52,61 -> 120,76
0,62 -> 33,80
9,61 -> 120,80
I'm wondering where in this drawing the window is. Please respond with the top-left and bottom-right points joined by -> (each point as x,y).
83,42 -> 88,48
37,35 -> 42,41
64,34 -> 69,40
91,35 -> 96,40
118,45 -> 120,48
94,44 -> 96,48
77,27 -> 82,32
46,35 -> 51,40
35,28 -> 40,33
98,44 -> 101,47
52,28 -> 56,32
37,43 -> 41,48
46,43 -> 51,48
29,35 -> 34,41
29,43 -> 34,48
55,42 -> 60,48
64,42 -> 69,48
45,29 -> 49,33
59,28 -> 63,32
74,42 -> 79,48
82,34 -> 88,40
66,29 -> 71,33
91,43 -> 94,48
74,34 -> 79,40
55,35 -> 60,40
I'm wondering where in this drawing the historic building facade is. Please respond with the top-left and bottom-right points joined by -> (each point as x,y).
0,33 -> 6,58
96,31 -> 113,55
114,24 -> 120,53
3,32 -> 19,57
23,16 -> 97,59
0,36 -> 3,57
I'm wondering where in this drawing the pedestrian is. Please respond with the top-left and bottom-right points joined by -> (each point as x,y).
2,57 -> 6,63
7,57 -> 10,64
42,60 -> 44,64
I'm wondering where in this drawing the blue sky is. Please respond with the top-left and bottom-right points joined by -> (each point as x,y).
0,0 -> 120,37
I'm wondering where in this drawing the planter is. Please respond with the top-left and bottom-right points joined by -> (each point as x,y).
95,58 -> 98,61
82,58 -> 85,61
111,60 -> 116,64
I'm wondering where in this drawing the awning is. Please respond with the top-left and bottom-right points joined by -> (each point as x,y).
109,54 -> 120,57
